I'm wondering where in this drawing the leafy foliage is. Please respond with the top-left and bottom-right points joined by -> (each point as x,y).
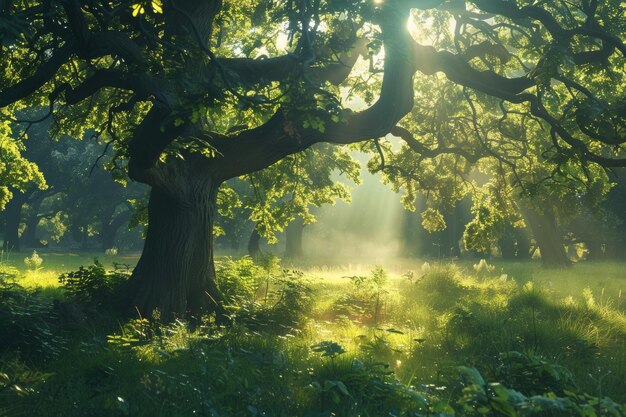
216,256 -> 265,304
23,250 -> 43,270
335,266 -> 389,324
0,119 -> 45,210
58,260 -> 129,306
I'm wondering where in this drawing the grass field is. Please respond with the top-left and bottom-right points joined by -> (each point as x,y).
1,252 -> 625,416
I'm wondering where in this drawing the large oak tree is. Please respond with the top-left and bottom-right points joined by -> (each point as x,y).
1,0 -> 624,318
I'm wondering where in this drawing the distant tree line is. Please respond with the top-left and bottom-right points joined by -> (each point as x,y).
1,111 -> 146,253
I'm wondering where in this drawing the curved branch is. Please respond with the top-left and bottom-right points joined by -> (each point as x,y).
390,126 -> 483,163
211,2 -> 420,180
59,70 -> 137,105
0,44 -> 73,108
217,37 -> 369,87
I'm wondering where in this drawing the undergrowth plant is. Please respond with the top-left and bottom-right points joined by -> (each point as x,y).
58,259 -> 129,306
23,250 -> 43,271
336,265 -> 390,324
216,256 -> 265,305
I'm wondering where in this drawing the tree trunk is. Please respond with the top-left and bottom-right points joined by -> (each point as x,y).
585,238 -> 604,261
101,210 -> 131,250
514,227 -> 532,260
21,214 -> 40,248
499,232 -> 517,260
124,174 -> 224,320
447,204 -> 463,258
400,208 -> 424,257
3,195 -> 23,252
522,207 -> 570,268
21,197 -> 44,248
81,225 -> 89,250
500,224 -> 530,260
284,217 -> 304,258
248,228 -> 261,258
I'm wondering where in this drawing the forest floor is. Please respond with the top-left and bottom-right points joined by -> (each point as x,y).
1,252 -> 625,416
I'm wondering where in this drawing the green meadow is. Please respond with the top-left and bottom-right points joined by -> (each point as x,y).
2,253 -> 625,416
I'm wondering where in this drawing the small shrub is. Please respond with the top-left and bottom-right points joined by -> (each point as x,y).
104,247 -> 118,256
58,260 -> 128,306
223,259 -> 313,332
265,269 -> 313,327
107,317 -> 155,349
23,250 -> 43,270
308,342 -> 432,417
0,358 -> 52,399
311,341 -> 346,359
456,364 -> 622,417
216,256 -> 265,304
335,266 -> 389,324
473,258 -> 495,275
0,264 -> 19,281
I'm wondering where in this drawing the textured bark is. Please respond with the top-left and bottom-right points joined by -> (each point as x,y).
124,164 -> 223,319
500,224 -> 532,260
285,217 -> 304,258
523,207 -> 570,268
21,215 -> 40,248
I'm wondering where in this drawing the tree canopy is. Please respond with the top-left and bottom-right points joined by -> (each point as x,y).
1,0 -> 625,317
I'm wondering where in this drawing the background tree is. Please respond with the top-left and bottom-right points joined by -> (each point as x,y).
1,111 -> 52,252
1,113 -> 145,251
241,144 -> 359,258
369,30 -> 621,267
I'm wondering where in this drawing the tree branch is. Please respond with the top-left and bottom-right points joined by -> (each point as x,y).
0,44 -> 73,108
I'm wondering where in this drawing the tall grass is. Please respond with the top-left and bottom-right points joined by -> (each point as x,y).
1,256 -> 625,416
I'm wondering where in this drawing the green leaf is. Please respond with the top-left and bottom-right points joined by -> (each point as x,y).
131,3 -> 144,16
458,366 -> 485,386
151,0 -> 163,13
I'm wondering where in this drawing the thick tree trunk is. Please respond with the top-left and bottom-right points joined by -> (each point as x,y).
284,217 -> 304,258
522,207 -> 570,268
124,174 -> 224,320
3,196 -> 22,252
248,229 -> 261,258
